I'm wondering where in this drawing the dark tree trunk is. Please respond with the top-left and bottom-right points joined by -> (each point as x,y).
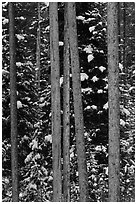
67,2 -> 89,202
107,2 -> 120,202
9,2 -> 19,202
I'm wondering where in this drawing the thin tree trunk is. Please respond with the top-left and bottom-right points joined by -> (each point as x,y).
118,3 -> 121,63
49,2 -> 62,202
123,2 -> 126,73
67,3 -> 89,202
9,2 -> 19,202
107,2 -> 120,202
36,2 -> 41,89
63,3 -> 70,202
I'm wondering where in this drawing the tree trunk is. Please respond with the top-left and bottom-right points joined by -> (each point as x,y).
123,2 -> 126,73
67,3 -> 89,202
9,2 -> 19,202
107,2 -> 120,202
49,2 -> 62,202
118,3 -> 121,63
63,3 -> 70,202
36,2 -> 41,89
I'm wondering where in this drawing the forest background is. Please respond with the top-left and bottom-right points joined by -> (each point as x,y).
2,1 -> 135,202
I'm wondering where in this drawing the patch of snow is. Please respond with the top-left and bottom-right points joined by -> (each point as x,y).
28,183 -> 37,190
25,97 -> 31,101
103,77 -> 108,82
20,16 -> 25,20
95,145 -> 102,151
80,73 -> 89,81
84,132 -> 88,136
39,102 -> 46,108
89,26 -> 96,32
60,77 -> 63,86
17,101 -> 23,109
16,62 -> 23,67
99,50 -> 104,53
2,69 -> 9,75
45,25 -> 50,31
34,153 -> 41,160
103,102 -> 108,110
45,135 -> 52,143
119,63 -> 123,71
76,16 -> 85,21
85,106 -> 91,110
30,139 -> 38,150
102,28 -> 107,32
3,18 -> 9,25
91,76 -> 99,82
16,34 -> 25,41
59,41 -> 64,46
97,89 -> 103,94
25,152 -> 33,163
120,119 -> 126,127
98,110 -> 103,114
88,54 -> 94,62
81,87 -> 93,93
41,166 -> 48,175
76,172 -> 79,176
122,107 -> 130,116
23,81 -> 30,85
39,97 -> 45,102
104,167 -> 108,175
99,66 -> 106,72
104,84 -> 108,89
84,18 -> 95,23
91,105 -> 97,110
98,22 -> 103,26
93,31 -> 98,35
129,86 -> 135,92
83,45 -> 93,54
48,176 -> 53,181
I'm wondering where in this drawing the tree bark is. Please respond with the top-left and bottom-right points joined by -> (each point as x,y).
63,3 -> 70,202
9,2 -> 19,202
36,2 -> 41,90
49,2 -> 62,202
107,2 -> 120,202
67,3 -> 89,202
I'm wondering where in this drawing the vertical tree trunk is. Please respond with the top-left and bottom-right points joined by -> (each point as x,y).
67,3 -> 89,202
9,2 -> 19,202
49,2 -> 62,202
36,2 -> 41,89
118,3 -> 121,63
107,3 -> 120,202
63,3 -> 70,202
123,2 -> 126,73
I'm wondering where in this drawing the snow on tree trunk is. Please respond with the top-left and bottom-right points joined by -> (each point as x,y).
63,3 -> 70,202
49,2 -> 62,202
9,2 -> 19,202
67,2 -> 89,202
107,2 -> 120,202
